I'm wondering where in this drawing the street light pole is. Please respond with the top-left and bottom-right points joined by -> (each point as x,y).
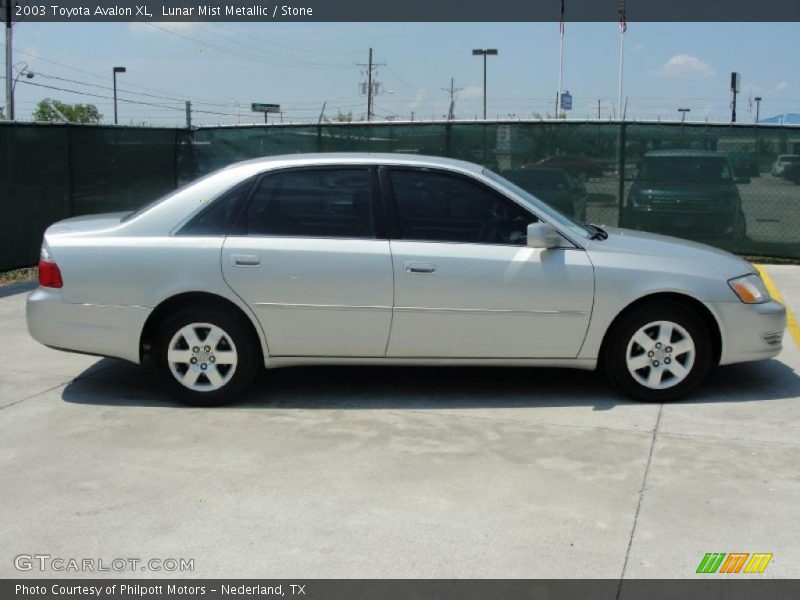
754,96 -> 762,123
472,49 -> 497,120
5,0 -> 13,120
678,108 -> 690,124
112,66 -> 126,125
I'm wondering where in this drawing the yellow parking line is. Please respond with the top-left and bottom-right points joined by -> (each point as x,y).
754,264 -> 800,349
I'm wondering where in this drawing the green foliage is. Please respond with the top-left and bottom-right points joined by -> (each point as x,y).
33,99 -> 102,124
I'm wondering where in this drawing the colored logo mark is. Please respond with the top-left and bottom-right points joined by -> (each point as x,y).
696,552 -> 773,574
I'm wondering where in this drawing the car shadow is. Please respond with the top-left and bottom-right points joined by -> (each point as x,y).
61,357 -> 800,410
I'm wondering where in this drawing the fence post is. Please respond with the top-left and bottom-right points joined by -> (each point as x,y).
616,122 -> 627,227
66,126 -> 75,218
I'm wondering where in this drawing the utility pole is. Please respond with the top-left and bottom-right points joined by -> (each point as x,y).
443,77 -> 463,121
357,48 -> 385,122
597,99 -> 601,119
185,101 -> 192,129
754,96 -> 762,123
5,0 -> 13,120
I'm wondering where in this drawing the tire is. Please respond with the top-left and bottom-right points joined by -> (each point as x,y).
154,304 -> 260,406
603,301 -> 713,402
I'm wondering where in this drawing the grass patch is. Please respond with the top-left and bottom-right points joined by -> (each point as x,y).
0,267 -> 38,286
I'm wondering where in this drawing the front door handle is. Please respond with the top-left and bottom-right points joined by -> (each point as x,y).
404,261 -> 436,274
231,254 -> 261,267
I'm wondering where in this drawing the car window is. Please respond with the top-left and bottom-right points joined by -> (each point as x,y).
244,168 -> 374,238
639,157 -> 732,184
176,178 -> 254,236
388,169 -> 533,245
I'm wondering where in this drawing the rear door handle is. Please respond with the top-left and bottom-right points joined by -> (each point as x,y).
404,261 -> 436,274
231,254 -> 261,267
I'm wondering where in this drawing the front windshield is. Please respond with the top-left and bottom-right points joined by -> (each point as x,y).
483,169 -> 592,239
639,156 -> 732,184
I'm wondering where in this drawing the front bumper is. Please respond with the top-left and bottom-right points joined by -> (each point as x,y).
709,299 -> 787,365
625,208 -> 739,236
26,287 -> 151,364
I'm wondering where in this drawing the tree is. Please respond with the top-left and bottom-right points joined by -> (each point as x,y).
33,99 -> 102,124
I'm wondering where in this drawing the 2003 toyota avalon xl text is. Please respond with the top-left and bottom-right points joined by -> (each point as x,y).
26,154 -> 786,405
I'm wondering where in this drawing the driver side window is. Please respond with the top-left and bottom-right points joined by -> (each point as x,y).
388,168 -> 534,245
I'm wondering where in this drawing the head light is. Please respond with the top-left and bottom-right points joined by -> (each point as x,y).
728,274 -> 770,304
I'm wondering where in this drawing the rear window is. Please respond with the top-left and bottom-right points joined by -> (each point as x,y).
638,157 -> 732,184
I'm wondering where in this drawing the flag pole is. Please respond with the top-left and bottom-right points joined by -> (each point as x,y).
617,31 -> 624,121
557,0 -> 564,118
617,0 -> 626,121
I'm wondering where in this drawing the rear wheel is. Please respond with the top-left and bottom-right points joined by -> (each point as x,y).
154,306 -> 260,406
604,302 -> 713,402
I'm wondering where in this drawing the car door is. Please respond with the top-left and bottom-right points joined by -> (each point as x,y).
221,166 -> 393,357
381,166 -> 594,358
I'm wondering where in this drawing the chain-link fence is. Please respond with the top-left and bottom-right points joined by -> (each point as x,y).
2,120 -> 800,270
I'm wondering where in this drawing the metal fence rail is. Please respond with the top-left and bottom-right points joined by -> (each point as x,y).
2,120 -> 799,271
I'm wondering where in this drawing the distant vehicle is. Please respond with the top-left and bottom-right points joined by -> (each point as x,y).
727,151 -> 759,178
783,161 -> 800,184
501,168 -> 587,221
771,154 -> 800,177
535,155 -> 604,180
625,150 -> 745,240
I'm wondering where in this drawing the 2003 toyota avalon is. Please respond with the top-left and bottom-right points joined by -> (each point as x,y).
26,154 -> 786,405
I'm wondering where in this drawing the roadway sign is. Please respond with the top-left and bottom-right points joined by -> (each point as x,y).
252,103 -> 281,113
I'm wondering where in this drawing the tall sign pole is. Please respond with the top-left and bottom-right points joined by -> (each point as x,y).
731,72 -> 740,123
5,0 -> 13,120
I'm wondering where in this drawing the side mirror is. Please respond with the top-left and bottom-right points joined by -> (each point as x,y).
527,222 -> 562,249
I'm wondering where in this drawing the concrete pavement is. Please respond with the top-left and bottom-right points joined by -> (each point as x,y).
1,266 -> 799,579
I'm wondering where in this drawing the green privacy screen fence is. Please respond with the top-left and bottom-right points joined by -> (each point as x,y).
3,120 -> 800,270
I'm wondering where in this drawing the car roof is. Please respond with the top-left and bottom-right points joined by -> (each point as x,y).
222,153 -> 484,174
644,149 -> 727,158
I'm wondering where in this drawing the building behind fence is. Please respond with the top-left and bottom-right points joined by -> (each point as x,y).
2,120 -> 800,270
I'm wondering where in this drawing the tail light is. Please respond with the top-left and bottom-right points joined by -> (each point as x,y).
38,245 -> 63,289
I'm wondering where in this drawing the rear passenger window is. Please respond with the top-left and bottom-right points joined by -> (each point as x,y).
177,178 -> 254,236
244,168 -> 374,238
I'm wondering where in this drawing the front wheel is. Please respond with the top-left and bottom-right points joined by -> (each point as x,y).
604,302 -> 713,402
154,305 -> 260,406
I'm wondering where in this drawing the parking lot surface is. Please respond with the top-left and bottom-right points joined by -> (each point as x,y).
1,266 -> 799,579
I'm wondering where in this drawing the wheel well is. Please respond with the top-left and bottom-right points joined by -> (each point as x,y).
600,292 -> 722,366
140,292 -> 263,363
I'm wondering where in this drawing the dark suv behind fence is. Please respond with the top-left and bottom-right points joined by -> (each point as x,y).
622,150 -> 745,242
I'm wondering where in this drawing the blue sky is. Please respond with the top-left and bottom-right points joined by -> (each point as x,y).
9,21 -> 799,126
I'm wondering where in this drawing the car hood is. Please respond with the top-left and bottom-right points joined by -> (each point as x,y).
45,212 -> 129,236
586,226 -> 754,279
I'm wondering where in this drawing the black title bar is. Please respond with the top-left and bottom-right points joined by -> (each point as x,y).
3,0 -> 800,22
5,580 -> 800,600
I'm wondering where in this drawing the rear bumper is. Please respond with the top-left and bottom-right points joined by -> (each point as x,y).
709,299 -> 787,365
26,287 -> 151,364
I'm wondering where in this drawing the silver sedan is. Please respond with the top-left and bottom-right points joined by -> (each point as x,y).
27,154 -> 786,405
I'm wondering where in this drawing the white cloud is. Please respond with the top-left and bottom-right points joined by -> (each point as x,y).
659,54 -> 715,79
775,81 -> 788,92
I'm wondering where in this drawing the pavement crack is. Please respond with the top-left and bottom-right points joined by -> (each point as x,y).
617,402 -> 663,596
